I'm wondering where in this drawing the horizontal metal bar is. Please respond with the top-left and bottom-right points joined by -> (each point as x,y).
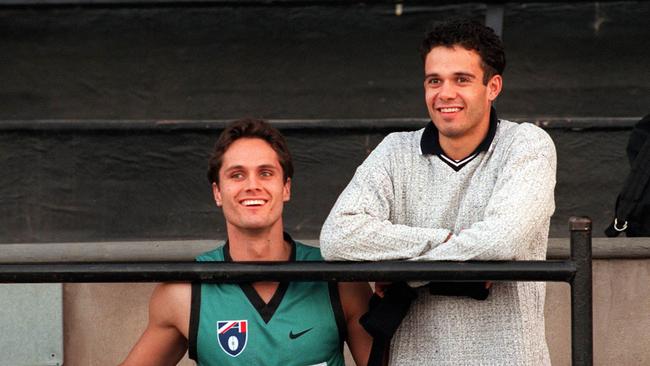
0,117 -> 639,132
0,260 -> 576,283
2,237 -> 648,263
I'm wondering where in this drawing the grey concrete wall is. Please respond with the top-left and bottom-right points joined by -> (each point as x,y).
0,284 -> 63,366
62,259 -> 650,365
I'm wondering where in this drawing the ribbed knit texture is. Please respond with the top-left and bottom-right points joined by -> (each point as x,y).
320,120 -> 556,365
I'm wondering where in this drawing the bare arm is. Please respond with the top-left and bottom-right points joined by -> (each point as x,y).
338,282 -> 374,366
119,283 -> 191,366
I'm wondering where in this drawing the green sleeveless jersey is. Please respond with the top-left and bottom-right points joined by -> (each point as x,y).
189,234 -> 346,366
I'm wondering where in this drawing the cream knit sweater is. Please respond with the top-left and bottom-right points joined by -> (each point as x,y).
320,120 -> 556,365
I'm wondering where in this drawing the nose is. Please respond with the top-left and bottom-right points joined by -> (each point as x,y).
438,81 -> 456,100
244,175 -> 262,191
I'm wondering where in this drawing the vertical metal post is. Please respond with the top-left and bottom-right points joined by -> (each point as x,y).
569,217 -> 593,366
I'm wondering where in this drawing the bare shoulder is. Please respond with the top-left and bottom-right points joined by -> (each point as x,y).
149,283 -> 192,336
152,282 -> 191,302
119,283 -> 192,366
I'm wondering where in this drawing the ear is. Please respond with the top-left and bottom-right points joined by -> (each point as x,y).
212,182 -> 222,207
486,74 -> 503,102
283,178 -> 292,202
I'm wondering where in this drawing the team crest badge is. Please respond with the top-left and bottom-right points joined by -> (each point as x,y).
217,320 -> 248,357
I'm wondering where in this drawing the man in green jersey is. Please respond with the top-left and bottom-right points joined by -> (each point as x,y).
121,119 -> 373,366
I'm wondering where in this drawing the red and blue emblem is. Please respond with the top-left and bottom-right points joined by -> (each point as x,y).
217,320 -> 248,357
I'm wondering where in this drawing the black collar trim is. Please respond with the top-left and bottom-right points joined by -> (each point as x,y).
223,232 -> 296,323
420,107 -> 499,171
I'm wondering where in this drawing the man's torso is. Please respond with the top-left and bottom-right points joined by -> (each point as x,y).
189,241 -> 346,366
384,120 -> 553,365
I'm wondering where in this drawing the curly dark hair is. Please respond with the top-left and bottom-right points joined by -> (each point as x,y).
207,118 -> 293,185
419,19 -> 505,84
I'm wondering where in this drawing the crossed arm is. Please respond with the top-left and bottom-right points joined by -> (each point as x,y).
320,127 -> 557,262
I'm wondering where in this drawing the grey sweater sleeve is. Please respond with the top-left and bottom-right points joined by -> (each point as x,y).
320,123 -> 556,262
412,126 -> 556,261
319,135 -> 451,261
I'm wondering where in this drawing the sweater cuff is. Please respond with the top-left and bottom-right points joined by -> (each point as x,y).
406,229 -> 452,288
429,228 -> 452,249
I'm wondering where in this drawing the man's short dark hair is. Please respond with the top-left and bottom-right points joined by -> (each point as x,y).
419,19 -> 506,84
207,118 -> 294,185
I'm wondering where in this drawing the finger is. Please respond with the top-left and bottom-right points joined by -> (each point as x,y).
374,282 -> 390,298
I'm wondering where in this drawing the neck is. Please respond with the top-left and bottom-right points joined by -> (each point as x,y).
226,222 -> 290,261
439,115 -> 490,161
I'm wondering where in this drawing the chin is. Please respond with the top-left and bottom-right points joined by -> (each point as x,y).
437,126 -> 466,139
240,222 -> 270,231
239,217 -> 283,232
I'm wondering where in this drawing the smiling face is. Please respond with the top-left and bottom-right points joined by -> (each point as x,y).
424,45 -> 502,145
213,138 -> 291,235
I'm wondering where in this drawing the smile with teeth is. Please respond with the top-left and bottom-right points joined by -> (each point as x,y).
241,199 -> 266,206
438,107 -> 463,113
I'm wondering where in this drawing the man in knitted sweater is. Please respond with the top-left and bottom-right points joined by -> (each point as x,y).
320,20 -> 556,365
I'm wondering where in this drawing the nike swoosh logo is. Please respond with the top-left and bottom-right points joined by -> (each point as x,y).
289,327 -> 313,339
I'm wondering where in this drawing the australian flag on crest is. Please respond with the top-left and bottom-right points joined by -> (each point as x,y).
217,320 -> 248,357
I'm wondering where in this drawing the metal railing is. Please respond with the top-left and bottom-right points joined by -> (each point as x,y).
0,217 -> 593,365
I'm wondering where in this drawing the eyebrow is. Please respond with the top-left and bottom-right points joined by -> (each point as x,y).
424,72 -> 477,79
223,164 -> 279,172
256,164 -> 279,171
454,72 -> 476,79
